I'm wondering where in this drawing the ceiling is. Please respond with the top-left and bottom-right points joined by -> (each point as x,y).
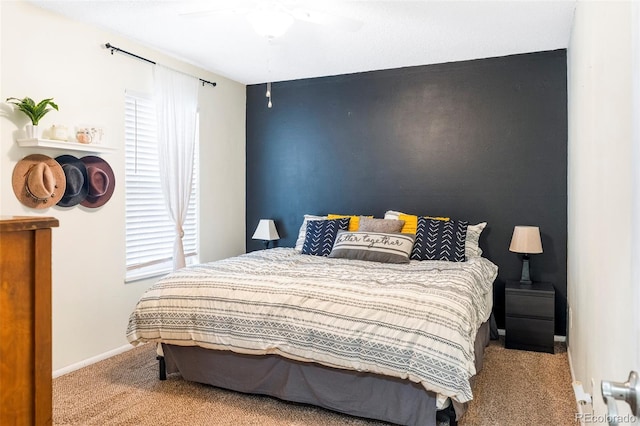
30,0 -> 576,85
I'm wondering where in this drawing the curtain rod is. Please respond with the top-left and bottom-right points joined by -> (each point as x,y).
104,42 -> 217,87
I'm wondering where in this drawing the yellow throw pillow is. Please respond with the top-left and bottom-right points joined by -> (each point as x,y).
398,213 -> 450,234
425,216 -> 450,221
398,214 -> 418,234
328,214 -> 372,232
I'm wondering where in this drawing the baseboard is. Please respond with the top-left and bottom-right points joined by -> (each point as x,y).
567,345 -> 587,426
496,328 -> 567,342
53,344 -> 134,378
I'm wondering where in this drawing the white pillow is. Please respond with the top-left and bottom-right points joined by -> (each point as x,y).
383,210 -> 403,220
294,214 -> 327,251
465,222 -> 487,259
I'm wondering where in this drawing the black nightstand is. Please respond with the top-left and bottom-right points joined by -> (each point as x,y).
505,280 -> 555,353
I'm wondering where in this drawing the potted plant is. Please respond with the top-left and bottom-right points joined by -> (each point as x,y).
6,97 -> 59,139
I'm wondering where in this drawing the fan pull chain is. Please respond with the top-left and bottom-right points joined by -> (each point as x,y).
266,82 -> 273,108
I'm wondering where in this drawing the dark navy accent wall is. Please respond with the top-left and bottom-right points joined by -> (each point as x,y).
246,50 -> 568,335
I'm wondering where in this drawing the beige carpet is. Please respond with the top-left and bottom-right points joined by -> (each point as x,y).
460,339 -> 575,425
53,338 -> 576,425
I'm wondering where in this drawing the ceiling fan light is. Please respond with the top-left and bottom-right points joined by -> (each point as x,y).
247,10 -> 294,39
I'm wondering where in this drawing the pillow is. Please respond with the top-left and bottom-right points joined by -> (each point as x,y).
358,216 -> 404,233
411,217 -> 468,262
295,214 -> 327,251
384,210 -> 449,234
329,231 -> 415,264
465,222 -> 487,259
327,214 -> 372,231
301,218 -> 350,256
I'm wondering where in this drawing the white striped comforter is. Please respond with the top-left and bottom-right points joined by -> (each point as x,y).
126,248 -> 497,404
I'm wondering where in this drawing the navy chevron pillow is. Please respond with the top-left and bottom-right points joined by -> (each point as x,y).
301,218 -> 351,256
411,217 -> 468,262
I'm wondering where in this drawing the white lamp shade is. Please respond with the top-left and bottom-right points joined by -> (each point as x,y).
252,219 -> 280,241
509,226 -> 543,254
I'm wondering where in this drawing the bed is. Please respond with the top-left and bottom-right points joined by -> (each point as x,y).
127,244 -> 498,426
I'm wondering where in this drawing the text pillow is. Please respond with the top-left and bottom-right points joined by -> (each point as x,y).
411,217 -> 468,262
329,231 -> 415,264
301,218 -> 350,256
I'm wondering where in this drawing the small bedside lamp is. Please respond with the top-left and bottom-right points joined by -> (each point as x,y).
509,226 -> 543,284
252,219 -> 280,249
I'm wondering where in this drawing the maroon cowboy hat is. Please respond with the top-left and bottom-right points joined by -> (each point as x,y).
80,156 -> 115,208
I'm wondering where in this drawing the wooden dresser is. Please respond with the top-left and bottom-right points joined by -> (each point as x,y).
0,216 -> 58,426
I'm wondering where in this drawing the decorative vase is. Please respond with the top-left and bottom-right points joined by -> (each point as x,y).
25,124 -> 39,139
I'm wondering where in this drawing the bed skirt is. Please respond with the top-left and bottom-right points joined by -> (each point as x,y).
159,320 -> 490,426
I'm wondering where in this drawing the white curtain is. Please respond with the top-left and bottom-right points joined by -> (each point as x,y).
154,65 -> 199,270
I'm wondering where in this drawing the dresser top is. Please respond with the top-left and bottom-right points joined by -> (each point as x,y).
0,216 -> 59,232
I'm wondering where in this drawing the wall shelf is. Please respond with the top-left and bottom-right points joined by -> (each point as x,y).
17,138 -> 117,154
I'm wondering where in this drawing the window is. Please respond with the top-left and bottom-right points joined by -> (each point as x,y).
124,92 -> 199,281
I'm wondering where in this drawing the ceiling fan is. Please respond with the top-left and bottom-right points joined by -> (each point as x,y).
178,0 -> 363,39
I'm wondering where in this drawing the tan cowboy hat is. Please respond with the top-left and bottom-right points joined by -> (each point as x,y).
12,154 -> 66,209
80,155 -> 115,208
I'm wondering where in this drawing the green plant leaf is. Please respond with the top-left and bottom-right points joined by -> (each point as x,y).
36,98 -> 58,111
5,96 -> 58,125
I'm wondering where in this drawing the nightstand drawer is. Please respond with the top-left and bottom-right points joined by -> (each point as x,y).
505,316 -> 554,353
505,292 -> 554,319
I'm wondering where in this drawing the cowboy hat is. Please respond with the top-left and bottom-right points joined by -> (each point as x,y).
55,154 -> 88,207
12,154 -> 66,209
80,155 -> 115,208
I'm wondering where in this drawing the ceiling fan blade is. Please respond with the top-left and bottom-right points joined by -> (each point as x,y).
288,7 -> 363,32
177,0 -> 253,18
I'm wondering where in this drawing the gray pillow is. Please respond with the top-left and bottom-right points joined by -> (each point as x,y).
329,231 -> 415,264
357,216 -> 404,233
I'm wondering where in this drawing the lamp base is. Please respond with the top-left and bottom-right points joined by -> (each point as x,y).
520,254 -> 532,284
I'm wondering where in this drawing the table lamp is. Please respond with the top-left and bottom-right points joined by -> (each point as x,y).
509,226 -> 543,284
252,219 -> 280,249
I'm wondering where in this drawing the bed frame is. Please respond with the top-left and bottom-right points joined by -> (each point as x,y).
155,320 -> 491,426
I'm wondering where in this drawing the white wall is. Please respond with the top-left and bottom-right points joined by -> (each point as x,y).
0,1 -> 246,371
568,0 -> 639,421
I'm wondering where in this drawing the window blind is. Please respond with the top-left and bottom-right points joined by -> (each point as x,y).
124,92 -> 199,281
